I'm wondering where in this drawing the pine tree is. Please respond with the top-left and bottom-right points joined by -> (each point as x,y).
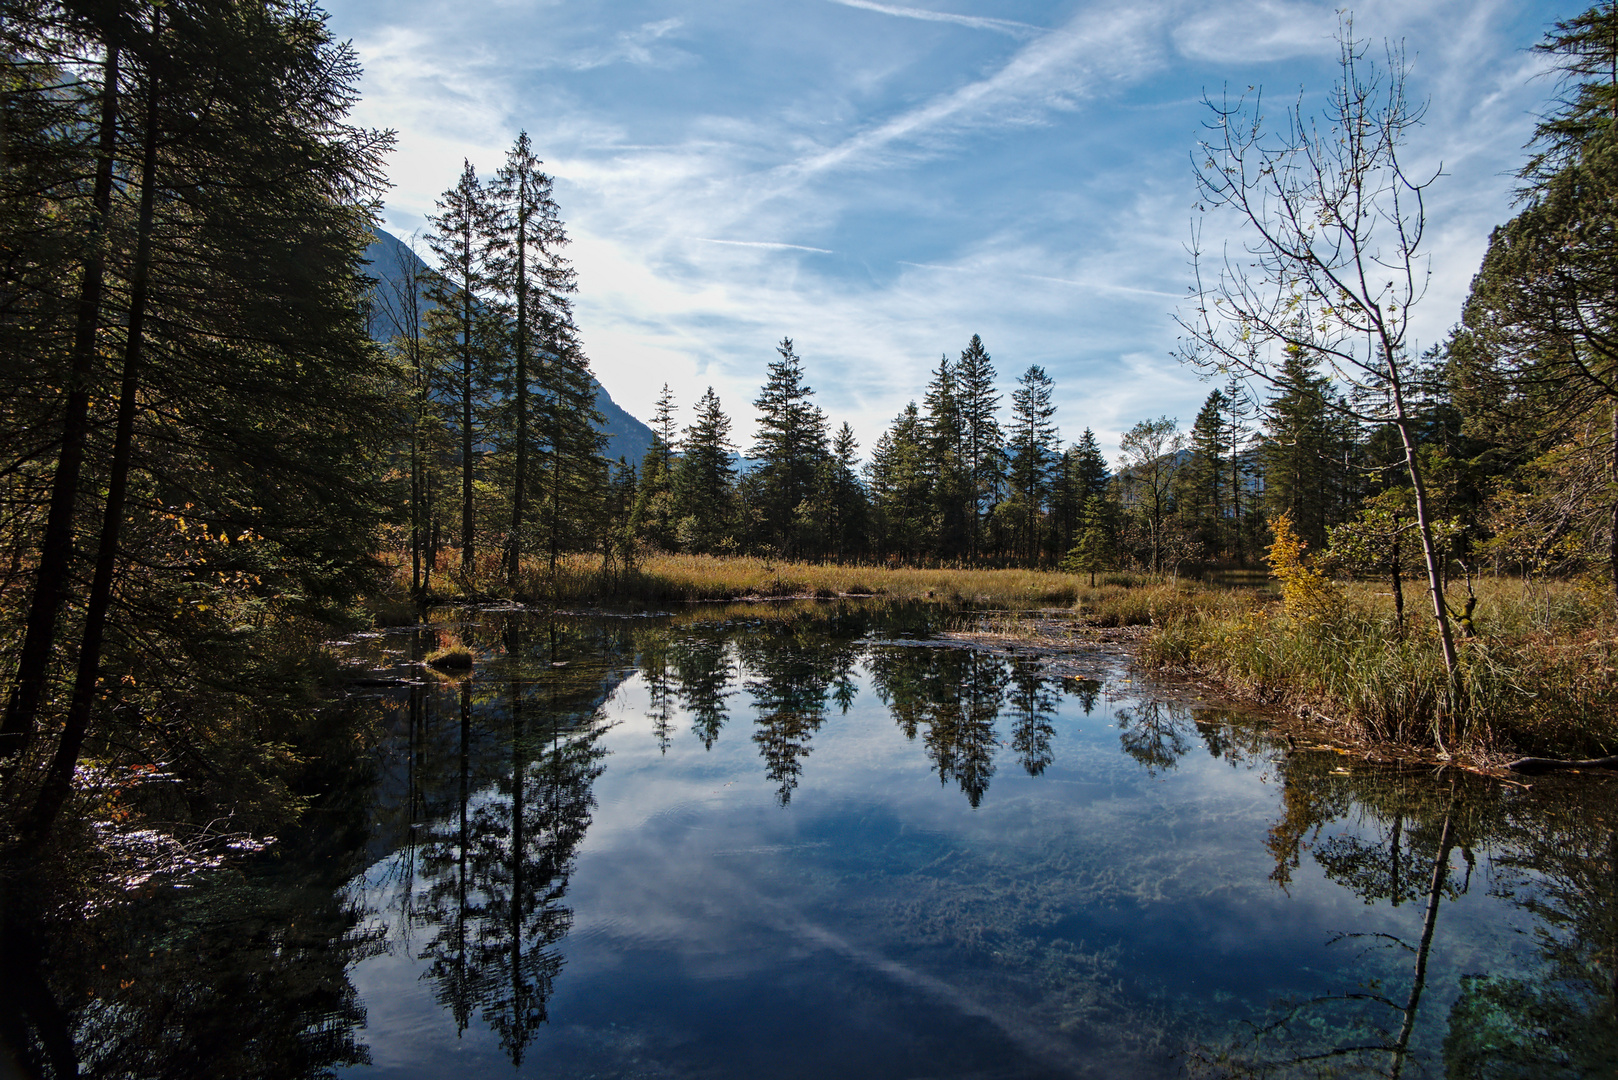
955,335 -> 1003,560
922,355 -> 970,558
826,423 -> 868,562
1005,365 -> 1058,562
485,132 -> 574,579
427,160 -> 496,577
750,337 -> 828,555
672,387 -> 736,553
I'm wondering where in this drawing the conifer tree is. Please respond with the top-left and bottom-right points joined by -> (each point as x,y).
750,338 -> 828,555
632,384 -> 678,549
826,422 -> 868,561
485,132 -> 574,579
427,161 -> 495,576
867,404 -> 930,559
1262,348 -> 1356,551
922,355 -> 969,558
1072,428 -> 1111,501
0,2 -> 124,769
5,0 -> 396,835
672,387 -> 736,553
1180,390 -> 1228,557
1006,365 -> 1058,561
956,335 -> 1003,559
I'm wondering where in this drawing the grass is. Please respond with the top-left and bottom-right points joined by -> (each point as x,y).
424,627 -> 473,670
374,548 -> 1109,609
1139,575 -> 1618,760
367,547 -> 1618,758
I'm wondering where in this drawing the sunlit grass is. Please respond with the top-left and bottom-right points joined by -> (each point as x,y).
375,548 -> 1100,609
1140,576 -> 1618,758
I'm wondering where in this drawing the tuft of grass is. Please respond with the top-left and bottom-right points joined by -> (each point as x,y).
425,628 -> 473,671
1139,577 -> 1618,758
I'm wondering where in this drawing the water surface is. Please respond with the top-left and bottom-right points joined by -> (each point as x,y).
17,604 -> 1618,1078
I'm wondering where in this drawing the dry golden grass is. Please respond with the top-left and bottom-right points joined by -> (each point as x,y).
1141,574 -> 1618,758
376,548 -> 1103,609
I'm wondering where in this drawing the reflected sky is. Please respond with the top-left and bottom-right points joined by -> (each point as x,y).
316,609 -> 1573,1079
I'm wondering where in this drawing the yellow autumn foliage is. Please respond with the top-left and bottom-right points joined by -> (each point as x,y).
1266,512 -> 1342,623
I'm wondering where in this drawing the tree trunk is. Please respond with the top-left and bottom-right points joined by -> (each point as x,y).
25,58 -> 161,845
1386,364 -> 1462,743
1609,403 -> 1617,607
508,210 -> 528,583
0,33 -> 121,774
461,291 -> 474,578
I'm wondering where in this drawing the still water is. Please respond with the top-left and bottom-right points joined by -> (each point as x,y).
22,603 -> 1618,1077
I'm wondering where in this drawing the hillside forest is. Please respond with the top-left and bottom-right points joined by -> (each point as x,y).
2,0 -> 1618,850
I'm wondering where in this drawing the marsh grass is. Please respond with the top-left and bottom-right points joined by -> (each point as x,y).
377,549 -> 1094,609
1141,576 -> 1618,757
424,626 -> 473,670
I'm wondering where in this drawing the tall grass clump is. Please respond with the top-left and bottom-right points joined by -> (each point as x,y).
1141,518 -> 1618,758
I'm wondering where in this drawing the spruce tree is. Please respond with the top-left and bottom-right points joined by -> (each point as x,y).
1006,365 -> 1058,562
632,384 -> 678,549
1180,390 -> 1228,557
955,334 -> 1003,560
1261,348 -> 1352,551
672,387 -> 736,553
1072,428 -> 1111,501
826,422 -> 868,561
486,132 -> 574,580
427,160 -> 495,577
866,403 -> 930,559
9,0 -> 396,836
750,337 -> 828,555
922,355 -> 969,558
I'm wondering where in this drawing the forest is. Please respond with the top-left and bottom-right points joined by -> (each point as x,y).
2,0 -> 1618,855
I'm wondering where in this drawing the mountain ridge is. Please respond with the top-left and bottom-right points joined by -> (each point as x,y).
361,227 -> 656,468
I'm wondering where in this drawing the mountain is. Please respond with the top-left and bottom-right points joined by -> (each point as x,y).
361,227 -> 655,468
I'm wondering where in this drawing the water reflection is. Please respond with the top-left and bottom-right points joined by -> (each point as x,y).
401,619 -> 610,1066
6,606 -> 1618,1079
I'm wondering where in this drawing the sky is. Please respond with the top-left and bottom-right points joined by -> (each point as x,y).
324,0 -> 1571,462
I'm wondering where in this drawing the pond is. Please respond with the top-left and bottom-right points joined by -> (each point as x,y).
9,602 -> 1618,1078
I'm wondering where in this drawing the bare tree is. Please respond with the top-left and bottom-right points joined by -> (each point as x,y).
1176,23 -> 1463,741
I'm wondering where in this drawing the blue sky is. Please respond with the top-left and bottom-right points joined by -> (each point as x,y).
326,0 -> 1568,461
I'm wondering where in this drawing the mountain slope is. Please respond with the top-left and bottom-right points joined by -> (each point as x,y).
361,227 -> 654,467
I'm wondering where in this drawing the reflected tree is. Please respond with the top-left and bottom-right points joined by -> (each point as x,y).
1192,759 -> 1511,1078
410,621 -> 609,1064
1006,660 -> 1057,778
668,627 -> 734,751
870,647 -> 1009,806
1115,700 -> 1193,776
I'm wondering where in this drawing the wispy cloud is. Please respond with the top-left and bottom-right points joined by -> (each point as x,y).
566,17 -> 688,71
333,0 -> 1558,458
827,0 -> 1044,39
778,6 -> 1163,181
699,238 -> 835,254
